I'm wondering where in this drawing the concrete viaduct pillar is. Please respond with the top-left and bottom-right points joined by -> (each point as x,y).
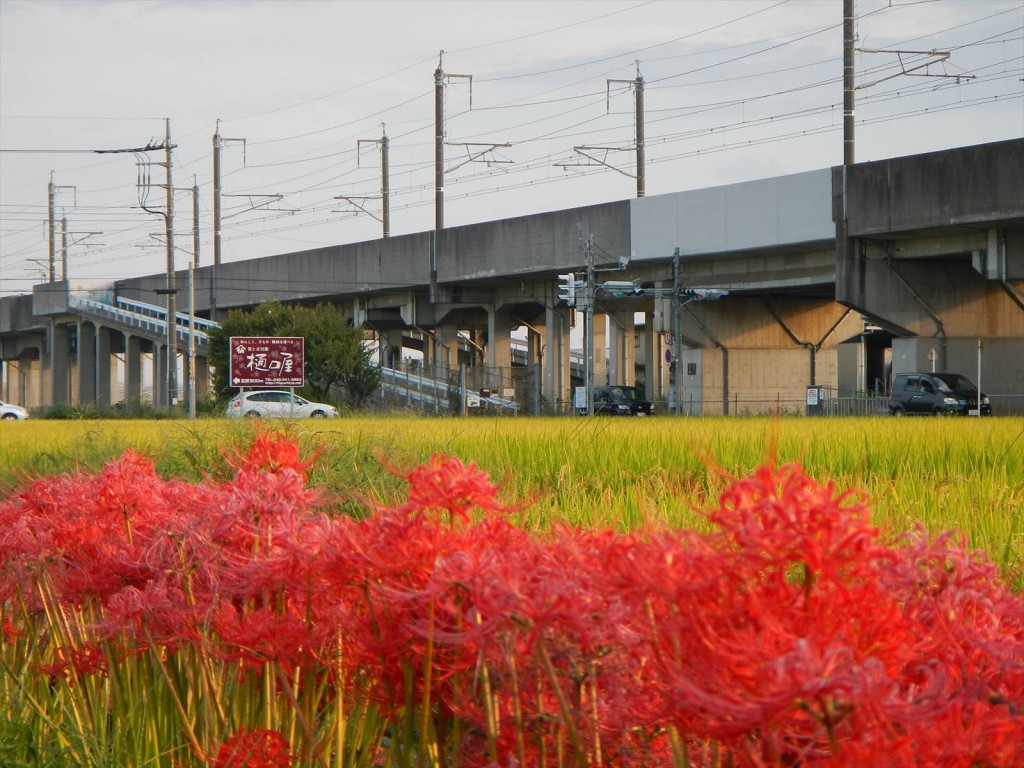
432,325 -> 458,376
125,335 -> 143,408
642,312 -> 664,400
486,305 -> 513,385
543,304 -> 571,412
47,322 -> 71,407
593,313 -> 607,386
381,330 -> 403,369
77,321 -> 96,405
608,310 -> 635,386
96,327 -> 112,408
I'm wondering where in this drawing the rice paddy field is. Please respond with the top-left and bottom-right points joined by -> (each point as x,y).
2,415 -> 1021,574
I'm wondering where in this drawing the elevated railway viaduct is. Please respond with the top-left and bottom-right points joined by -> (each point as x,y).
2,138 -> 1022,414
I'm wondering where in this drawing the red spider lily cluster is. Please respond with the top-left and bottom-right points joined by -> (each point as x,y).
1,430 -> 1021,767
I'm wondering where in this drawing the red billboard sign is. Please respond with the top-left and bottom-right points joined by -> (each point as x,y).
229,336 -> 305,388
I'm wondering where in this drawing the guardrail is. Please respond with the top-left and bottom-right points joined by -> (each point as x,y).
68,295 -> 212,349
376,364 -> 519,414
115,296 -> 220,333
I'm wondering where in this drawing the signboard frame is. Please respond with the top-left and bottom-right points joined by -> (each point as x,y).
229,336 -> 305,388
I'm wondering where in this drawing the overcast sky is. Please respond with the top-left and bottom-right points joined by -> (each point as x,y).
1,0 -> 1021,298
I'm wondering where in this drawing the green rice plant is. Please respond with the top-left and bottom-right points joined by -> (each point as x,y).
2,416 -> 1021,569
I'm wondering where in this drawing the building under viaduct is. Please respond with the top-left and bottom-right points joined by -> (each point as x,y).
2,138 -> 1022,415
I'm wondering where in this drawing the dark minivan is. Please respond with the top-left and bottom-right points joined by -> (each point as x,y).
585,385 -> 655,416
888,372 -> 991,416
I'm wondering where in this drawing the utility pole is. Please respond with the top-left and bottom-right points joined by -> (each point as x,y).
381,129 -> 390,238
435,54 -> 445,231
213,122 -> 222,268
635,65 -> 645,198
558,66 -> 646,196
843,0 -> 855,166
673,250 -> 685,415
164,118 -> 178,408
47,175 -> 56,282
46,176 -> 76,282
60,216 -> 68,281
584,235 -> 596,416
189,178 -> 199,419
343,126 -> 391,238
212,120 -> 245,317
139,120 -> 179,408
192,179 -> 200,268
433,51 -> 473,232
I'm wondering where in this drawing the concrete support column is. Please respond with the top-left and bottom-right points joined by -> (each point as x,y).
433,325 -> 458,376
486,305 -> 513,387
126,335 -> 143,408
154,344 -> 167,408
594,313 -> 607,386
96,327 -> 112,408
471,329 -> 486,367
49,322 -> 70,406
608,311 -> 635,385
642,312 -> 663,399
78,322 -> 97,405
527,325 -> 544,416
19,359 -> 41,409
543,305 -> 571,412
195,356 -> 210,399
382,330 -> 403,369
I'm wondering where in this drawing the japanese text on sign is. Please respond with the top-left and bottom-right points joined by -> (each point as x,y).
229,336 -> 305,387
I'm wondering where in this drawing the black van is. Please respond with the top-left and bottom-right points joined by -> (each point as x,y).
888,372 -> 991,416
582,385 -> 655,416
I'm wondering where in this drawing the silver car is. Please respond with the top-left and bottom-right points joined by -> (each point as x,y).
0,400 -> 30,420
226,390 -> 338,419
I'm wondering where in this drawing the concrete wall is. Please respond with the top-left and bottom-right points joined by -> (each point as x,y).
438,202 -> 630,281
673,297 -> 861,415
630,169 -> 834,260
847,139 -> 1024,236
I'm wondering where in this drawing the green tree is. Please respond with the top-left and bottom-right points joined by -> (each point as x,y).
207,302 -> 380,406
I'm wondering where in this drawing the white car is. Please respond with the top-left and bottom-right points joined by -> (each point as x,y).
226,390 -> 338,419
0,400 -> 30,420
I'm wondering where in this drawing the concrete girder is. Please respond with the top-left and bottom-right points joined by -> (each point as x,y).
861,232 -> 988,261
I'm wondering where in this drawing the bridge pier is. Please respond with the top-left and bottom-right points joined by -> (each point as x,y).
593,313 -> 607,386
543,304 -> 571,412
486,306 -> 513,375
96,326 -> 112,408
640,312 -> 664,401
47,322 -> 71,408
607,310 -> 635,386
77,321 -> 96,405
125,335 -> 143,408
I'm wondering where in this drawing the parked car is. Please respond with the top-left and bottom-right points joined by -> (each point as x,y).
226,390 -> 338,419
0,400 -> 29,420
888,372 -> 991,416
583,385 -> 654,416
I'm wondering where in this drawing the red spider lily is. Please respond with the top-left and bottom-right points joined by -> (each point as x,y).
211,728 -> 291,768
391,453 -> 514,526
36,641 -> 109,683
224,427 -> 319,479
2,616 -> 21,644
4,433 -> 1024,768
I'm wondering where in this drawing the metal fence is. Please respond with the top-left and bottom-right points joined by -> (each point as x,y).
369,361 -> 530,416
366,364 -> 1022,417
